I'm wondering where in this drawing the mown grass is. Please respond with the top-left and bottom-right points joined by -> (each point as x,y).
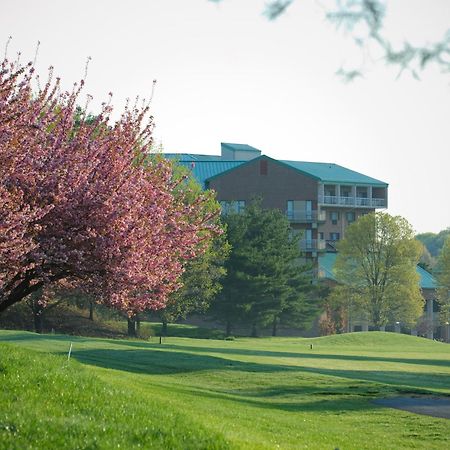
0,343 -> 228,449
1,330 -> 450,449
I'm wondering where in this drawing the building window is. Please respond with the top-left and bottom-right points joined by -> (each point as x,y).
319,232 -> 324,240
330,232 -> 340,241
346,211 -> 356,223
330,211 -> 339,225
356,188 -> 367,198
220,200 -> 246,215
324,185 -> 335,197
260,160 -> 268,175
341,187 -> 351,197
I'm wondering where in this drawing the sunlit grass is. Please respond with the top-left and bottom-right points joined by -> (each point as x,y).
1,330 -> 449,449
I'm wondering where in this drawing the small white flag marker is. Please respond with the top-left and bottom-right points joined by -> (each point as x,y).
67,342 -> 73,362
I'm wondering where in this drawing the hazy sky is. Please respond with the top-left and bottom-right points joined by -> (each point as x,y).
2,0 -> 450,233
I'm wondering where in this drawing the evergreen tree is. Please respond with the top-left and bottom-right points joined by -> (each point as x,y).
211,201 -> 315,336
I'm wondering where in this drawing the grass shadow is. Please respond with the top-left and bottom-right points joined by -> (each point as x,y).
70,347 -> 286,375
140,342 -> 450,369
70,347 -> 450,394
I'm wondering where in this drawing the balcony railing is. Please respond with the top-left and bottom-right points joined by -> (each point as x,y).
286,210 -> 326,223
319,195 -> 386,208
300,239 -> 326,252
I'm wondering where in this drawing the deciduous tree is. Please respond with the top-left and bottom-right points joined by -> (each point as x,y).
0,57 -> 219,316
436,236 -> 450,328
334,212 -> 423,328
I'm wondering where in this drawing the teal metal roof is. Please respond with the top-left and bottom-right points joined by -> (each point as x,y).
165,150 -> 389,189
319,252 -> 437,289
319,252 -> 338,281
176,160 -> 245,188
281,160 -> 388,187
164,153 -> 223,162
417,265 -> 438,289
221,143 -> 262,153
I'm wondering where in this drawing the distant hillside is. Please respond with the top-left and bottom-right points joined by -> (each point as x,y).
416,228 -> 450,258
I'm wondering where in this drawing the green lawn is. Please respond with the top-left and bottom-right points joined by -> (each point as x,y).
1,330 -> 449,449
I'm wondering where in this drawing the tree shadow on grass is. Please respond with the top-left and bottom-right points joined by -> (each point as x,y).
70,347 -> 283,375
70,347 -> 450,394
172,384 -> 382,414
158,381 -> 384,414
3,332 -> 449,369
113,340 -> 450,369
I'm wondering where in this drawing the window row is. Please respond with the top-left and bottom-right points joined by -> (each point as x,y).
319,232 -> 340,241
329,211 -> 355,225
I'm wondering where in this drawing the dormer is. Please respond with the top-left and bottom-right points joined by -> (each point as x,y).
221,142 -> 261,161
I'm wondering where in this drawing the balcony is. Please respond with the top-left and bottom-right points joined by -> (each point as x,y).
300,239 -> 326,252
287,210 -> 326,223
319,195 -> 386,208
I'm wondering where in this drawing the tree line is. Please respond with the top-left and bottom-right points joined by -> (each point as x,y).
2,54 -> 450,338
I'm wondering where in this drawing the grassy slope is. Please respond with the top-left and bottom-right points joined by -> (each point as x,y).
0,343 -> 228,450
1,331 -> 450,449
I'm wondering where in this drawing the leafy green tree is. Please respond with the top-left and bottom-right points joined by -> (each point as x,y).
334,212 -> 423,329
322,284 -> 364,334
416,228 -> 450,258
211,201 -> 315,336
158,233 -> 230,336
418,244 -> 435,272
436,236 -> 450,328
147,160 -> 230,336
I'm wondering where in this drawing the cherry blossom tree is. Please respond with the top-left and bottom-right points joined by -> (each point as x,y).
0,57 -> 220,316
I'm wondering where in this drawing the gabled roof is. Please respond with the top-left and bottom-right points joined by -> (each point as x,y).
221,142 -> 262,153
319,252 -> 437,289
281,161 -> 388,187
165,150 -> 388,188
176,160 -> 245,188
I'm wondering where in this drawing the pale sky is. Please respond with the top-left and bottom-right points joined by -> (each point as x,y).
2,0 -> 450,233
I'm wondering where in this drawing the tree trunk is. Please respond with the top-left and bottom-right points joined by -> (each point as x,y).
272,315 -> 278,337
127,317 -> 137,337
0,278 -> 42,314
33,309 -> 44,334
0,271 -> 68,314
161,319 -> 168,337
225,320 -> 232,337
136,314 -> 141,337
89,301 -> 94,321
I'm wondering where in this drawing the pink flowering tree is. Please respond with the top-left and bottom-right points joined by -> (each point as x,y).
0,58 -> 220,316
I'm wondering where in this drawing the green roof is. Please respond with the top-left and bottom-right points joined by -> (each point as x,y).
319,252 -> 437,289
221,143 -> 262,153
164,153 -> 223,162
176,160 -> 245,188
281,161 -> 388,187
165,150 -> 388,189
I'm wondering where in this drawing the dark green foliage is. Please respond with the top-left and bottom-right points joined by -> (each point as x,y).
153,161 -> 230,334
157,233 -> 230,334
211,201 -> 316,336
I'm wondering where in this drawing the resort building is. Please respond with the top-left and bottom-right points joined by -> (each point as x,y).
166,143 -> 439,338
